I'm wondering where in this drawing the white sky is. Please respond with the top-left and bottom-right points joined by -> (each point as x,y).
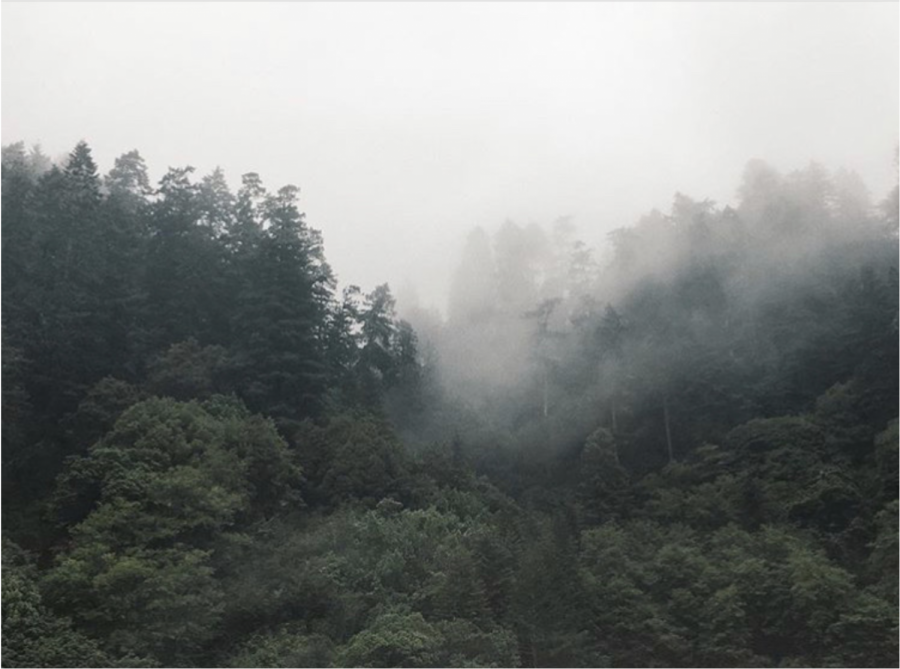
3,2 -> 898,312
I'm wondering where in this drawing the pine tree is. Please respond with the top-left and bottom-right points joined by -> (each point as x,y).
231,184 -> 333,427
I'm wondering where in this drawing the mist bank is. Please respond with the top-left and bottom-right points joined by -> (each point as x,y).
397,158 -> 898,472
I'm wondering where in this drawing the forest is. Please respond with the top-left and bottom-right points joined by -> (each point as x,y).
1,141 -> 897,668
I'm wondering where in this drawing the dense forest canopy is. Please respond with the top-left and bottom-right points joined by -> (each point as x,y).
1,140 -> 897,668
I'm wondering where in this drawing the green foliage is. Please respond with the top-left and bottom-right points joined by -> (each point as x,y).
145,339 -> 231,401
423,543 -> 491,624
2,539 -> 110,668
723,417 -> 829,527
64,377 -> 145,456
229,181 -> 333,426
2,336 -> 34,509
2,142 -> 897,667
52,396 -> 300,534
826,590 -> 899,667
512,519 -> 594,667
335,609 -> 519,668
433,619 -> 519,668
328,507 -> 467,602
42,397 -> 301,665
640,463 -> 741,530
576,520 -> 896,667
874,419 -> 899,496
226,627 -> 335,668
298,413 -> 411,507
866,499 -> 899,604
337,610 -> 444,668
45,544 -> 223,662
578,427 -> 629,524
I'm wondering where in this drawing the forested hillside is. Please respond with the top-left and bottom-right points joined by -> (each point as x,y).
2,141 -> 897,668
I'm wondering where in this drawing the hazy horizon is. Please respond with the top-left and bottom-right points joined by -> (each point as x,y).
3,2 -> 898,313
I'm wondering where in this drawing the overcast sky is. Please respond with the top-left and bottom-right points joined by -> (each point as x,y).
3,2 -> 898,312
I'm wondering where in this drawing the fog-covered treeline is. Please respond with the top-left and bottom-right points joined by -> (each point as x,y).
410,160 -> 898,473
2,141 -> 897,668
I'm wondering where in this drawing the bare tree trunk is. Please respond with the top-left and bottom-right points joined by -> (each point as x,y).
542,367 -> 548,418
663,394 -> 674,464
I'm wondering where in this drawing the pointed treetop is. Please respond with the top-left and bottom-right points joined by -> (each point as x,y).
65,140 -> 101,204
66,141 -> 98,180
106,150 -> 152,198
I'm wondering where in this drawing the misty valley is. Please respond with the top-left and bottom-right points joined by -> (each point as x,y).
2,142 -> 898,668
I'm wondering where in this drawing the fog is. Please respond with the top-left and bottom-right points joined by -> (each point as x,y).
3,2 -> 897,311
414,156 -> 897,445
4,6 -> 900,665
